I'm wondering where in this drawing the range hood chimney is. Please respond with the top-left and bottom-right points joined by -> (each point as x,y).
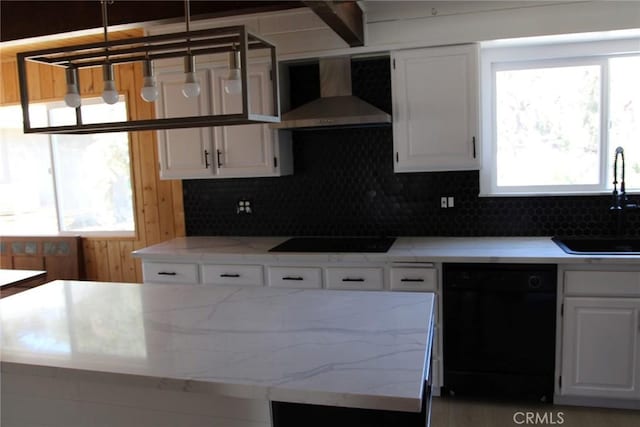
271,57 -> 391,130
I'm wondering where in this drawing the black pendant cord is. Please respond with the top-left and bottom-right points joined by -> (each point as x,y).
101,0 -> 112,61
184,0 -> 191,54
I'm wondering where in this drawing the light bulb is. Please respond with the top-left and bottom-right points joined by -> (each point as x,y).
141,76 -> 159,102
140,60 -> 158,102
102,80 -> 119,105
182,55 -> 200,98
182,72 -> 200,98
224,68 -> 242,95
102,63 -> 119,105
64,86 -> 82,109
224,49 -> 242,95
64,67 -> 81,108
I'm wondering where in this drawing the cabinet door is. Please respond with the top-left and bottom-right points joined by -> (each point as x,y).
392,44 -> 478,172
561,297 -> 640,399
156,70 -> 215,179
211,62 -> 277,178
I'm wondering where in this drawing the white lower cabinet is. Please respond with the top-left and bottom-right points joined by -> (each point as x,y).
390,265 -> 442,396
140,259 -> 442,395
559,269 -> 640,404
390,266 -> 437,291
201,264 -> 264,286
325,267 -> 385,290
142,262 -> 200,284
268,266 -> 322,289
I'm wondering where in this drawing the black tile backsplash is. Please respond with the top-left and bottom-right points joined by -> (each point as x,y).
184,57 -> 639,238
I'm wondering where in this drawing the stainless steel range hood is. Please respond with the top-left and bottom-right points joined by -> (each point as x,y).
271,57 -> 391,130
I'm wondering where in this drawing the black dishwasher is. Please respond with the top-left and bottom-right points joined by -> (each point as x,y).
442,263 -> 557,402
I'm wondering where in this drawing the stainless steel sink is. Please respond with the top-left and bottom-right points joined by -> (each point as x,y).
552,236 -> 640,255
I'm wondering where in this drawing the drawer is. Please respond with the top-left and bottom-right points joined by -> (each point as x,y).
431,358 -> 442,393
390,267 -> 437,291
432,325 -> 441,360
142,262 -> 199,284
202,264 -> 264,286
268,267 -> 322,289
564,270 -> 640,296
325,267 -> 384,290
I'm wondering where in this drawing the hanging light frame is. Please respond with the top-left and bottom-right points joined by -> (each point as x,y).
16,24 -> 280,134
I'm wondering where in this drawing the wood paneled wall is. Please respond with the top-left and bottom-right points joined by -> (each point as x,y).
1,30 -> 185,283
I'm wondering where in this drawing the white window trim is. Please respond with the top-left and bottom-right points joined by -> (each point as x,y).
0,97 -> 136,237
479,36 -> 640,197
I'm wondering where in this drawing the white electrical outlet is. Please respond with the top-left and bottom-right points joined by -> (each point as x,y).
448,197 -> 454,208
441,197 -> 448,208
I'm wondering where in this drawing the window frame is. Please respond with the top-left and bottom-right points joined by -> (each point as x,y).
0,97 -> 136,238
479,37 -> 640,197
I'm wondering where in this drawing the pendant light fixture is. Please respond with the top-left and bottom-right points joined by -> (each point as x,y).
140,58 -> 159,102
100,1 -> 119,105
16,0 -> 280,134
101,62 -> 119,105
182,55 -> 200,98
181,0 -> 200,98
224,45 -> 242,95
63,66 -> 81,108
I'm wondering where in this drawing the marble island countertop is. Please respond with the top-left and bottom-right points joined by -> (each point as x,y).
0,280 -> 434,412
0,269 -> 46,288
131,236 -> 640,264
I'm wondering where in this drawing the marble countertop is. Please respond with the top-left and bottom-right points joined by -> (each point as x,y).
0,269 -> 46,288
0,280 -> 434,412
131,236 -> 640,264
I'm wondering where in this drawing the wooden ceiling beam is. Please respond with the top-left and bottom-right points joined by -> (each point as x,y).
303,1 -> 364,47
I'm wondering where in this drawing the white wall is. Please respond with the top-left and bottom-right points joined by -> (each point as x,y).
365,1 -> 640,50
147,1 -> 640,60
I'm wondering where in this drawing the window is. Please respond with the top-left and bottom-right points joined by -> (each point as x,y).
0,98 -> 135,235
480,37 -> 640,195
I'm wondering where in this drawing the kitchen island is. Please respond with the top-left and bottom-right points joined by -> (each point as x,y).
1,280 -> 434,427
0,268 -> 47,298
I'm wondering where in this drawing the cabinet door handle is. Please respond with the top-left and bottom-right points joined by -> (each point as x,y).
157,271 -> 177,276
472,136 -> 476,159
342,277 -> 365,282
282,276 -> 304,281
204,150 -> 210,169
401,278 -> 425,282
220,273 -> 240,278
217,149 -> 223,168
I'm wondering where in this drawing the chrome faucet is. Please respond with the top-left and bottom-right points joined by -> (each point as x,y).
611,146 -> 638,211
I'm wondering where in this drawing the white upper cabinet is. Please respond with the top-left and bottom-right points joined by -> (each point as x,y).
391,44 -> 479,172
211,61 -> 288,178
155,60 -> 292,180
156,70 -> 215,179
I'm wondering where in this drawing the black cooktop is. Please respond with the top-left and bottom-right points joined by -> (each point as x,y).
269,237 -> 396,253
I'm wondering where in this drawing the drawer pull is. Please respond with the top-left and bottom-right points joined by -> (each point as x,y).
220,273 -> 241,278
157,272 -> 177,276
401,278 -> 425,282
282,276 -> 304,281
342,278 -> 365,282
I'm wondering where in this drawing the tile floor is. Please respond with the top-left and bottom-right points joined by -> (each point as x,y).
430,397 -> 640,427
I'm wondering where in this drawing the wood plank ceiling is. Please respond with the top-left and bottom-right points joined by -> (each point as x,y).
0,1 -> 303,42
